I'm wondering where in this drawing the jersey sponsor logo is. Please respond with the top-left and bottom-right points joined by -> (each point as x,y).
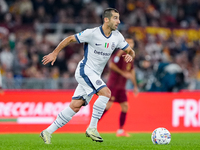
105,43 -> 109,48
94,50 -> 111,56
96,80 -> 102,85
95,43 -> 102,46
111,42 -> 115,50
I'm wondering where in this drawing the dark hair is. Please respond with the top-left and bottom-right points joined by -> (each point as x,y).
103,8 -> 119,20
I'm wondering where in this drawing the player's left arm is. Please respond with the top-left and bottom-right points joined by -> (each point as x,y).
122,46 -> 135,63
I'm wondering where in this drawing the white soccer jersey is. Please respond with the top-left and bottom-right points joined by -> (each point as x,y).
75,26 -> 129,76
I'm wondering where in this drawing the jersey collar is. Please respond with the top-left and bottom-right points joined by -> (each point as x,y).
100,26 -> 112,39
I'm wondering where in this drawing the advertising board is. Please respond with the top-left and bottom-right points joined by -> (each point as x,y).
0,90 -> 199,133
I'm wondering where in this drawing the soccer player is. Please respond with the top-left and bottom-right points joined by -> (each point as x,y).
40,8 -> 135,144
101,38 -> 139,137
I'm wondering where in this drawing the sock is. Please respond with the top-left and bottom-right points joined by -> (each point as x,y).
119,112 -> 127,129
46,106 -> 76,134
99,109 -> 108,120
89,96 -> 109,128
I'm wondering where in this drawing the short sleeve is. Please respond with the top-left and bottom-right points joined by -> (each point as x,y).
75,29 -> 93,43
117,33 -> 129,50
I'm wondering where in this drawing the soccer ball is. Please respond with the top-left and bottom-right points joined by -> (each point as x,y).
151,127 -> 171,145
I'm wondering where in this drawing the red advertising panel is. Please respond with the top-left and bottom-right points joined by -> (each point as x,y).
0,90 -> 200,133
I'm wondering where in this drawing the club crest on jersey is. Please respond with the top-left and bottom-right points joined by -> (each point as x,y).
111,42 -> 115,50
96,80 -> 102,85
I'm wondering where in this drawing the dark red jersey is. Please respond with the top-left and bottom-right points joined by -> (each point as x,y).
107,51 -> 134,90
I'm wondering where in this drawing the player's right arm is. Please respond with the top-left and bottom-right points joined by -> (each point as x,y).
42,35 -> 77,65
42,28 -> 93,66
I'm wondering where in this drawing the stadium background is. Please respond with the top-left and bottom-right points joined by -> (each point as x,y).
0,0 -> 200,133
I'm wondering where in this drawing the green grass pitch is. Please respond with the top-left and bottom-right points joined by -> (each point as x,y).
0,133 -> 200,150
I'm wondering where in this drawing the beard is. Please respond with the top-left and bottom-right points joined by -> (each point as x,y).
110,25 -> 116,31
108,23 -> 116,31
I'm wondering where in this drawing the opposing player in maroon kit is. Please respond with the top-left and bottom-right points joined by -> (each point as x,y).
102,38 -> 139,137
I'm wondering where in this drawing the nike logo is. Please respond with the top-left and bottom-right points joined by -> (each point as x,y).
95,43 -> 101,46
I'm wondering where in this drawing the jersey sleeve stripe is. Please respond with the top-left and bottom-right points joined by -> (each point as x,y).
121,44 -> 129,50
75,34 -> 80,43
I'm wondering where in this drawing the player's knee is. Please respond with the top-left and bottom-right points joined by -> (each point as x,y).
98,87 -> 111,98
121,103 -> 129,112
104,88 -> 111,98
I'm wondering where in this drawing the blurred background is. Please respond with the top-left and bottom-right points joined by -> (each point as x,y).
0,0 -> 200,92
